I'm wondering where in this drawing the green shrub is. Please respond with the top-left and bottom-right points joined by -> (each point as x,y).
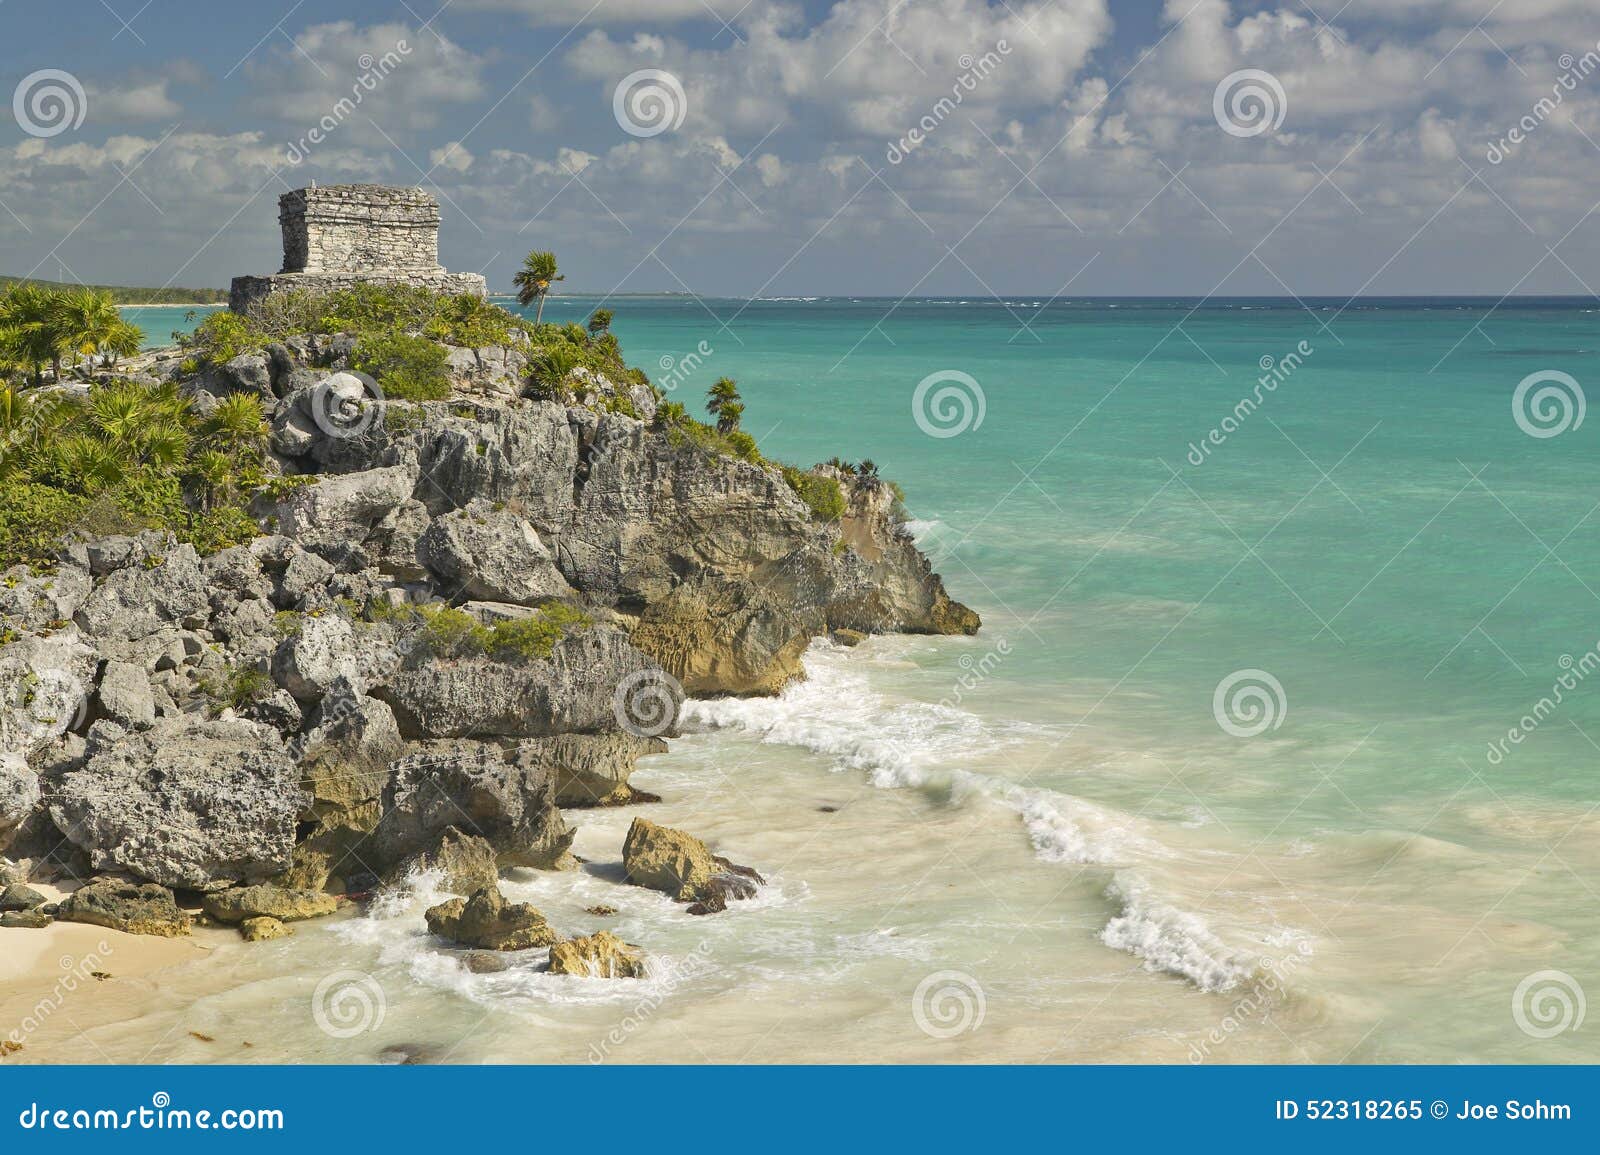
183,311 -> 261,365
351,332 -> 450,401
0,483 -> 87,570
484,603 -> 590,661
782,467 -> 846,522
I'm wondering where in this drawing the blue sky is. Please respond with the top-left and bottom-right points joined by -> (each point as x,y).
1,1 -> 1598,296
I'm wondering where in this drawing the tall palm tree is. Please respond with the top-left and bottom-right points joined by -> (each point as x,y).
706,377 -> 744,434
102,319 -> 144,368
513,251 -> 563,324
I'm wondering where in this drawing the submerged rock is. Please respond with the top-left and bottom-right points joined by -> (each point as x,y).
548,931 -> 646,978
621,818 -> 764,912
55,878 -> 192,937
239,916 -> 291,942
424,885 -> 559,951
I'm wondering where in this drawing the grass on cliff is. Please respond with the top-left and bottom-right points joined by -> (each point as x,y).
0,380 -> 267,571
367,599 -> 592,663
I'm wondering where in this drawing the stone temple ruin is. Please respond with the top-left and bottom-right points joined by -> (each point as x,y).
229,184 -> 486,314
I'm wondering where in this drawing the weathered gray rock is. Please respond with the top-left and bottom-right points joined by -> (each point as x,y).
95,660 -> 156,729
75,545 -> 210,641
0,633 -> 95,755
55,878 -> 192,937
416,500 -> 573,604
424,885 -> 558,951
509,732 -> 666,807
49,716 -> 307,891
375,624 -> 654,739
266,466 -> 417,565
0,564 -> 91,630
0,751 -> 42,847
373,744 -> 573,872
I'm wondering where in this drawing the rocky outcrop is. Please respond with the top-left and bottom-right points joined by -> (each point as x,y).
0,883 -> 46,912
416,500 -> 573,604
55,878 -> 192,937
511,732 -> 667,807
375,625 -> 654,740
548,931 -> 646,978
372,745 -> 574,872
621,818 -> 764,913
48,717 -> 306,891
424,885 -> 558,951
200,884 -> 339,924
387,827 -> 498,895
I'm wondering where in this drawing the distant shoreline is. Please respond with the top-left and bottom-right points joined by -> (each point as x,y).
118,302 -> 225,309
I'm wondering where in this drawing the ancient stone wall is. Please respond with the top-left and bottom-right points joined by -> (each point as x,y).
230,184 -> 486,314
279,185 -> 442,274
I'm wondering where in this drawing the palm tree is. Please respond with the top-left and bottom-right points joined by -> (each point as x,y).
513,251 -> 563,324
102,319 -> 144,368
0,284 -> 66,383
587,309 -> 613,336
201,394 -> 267,458
49,288 -> 121,375
706,377 -> 743,434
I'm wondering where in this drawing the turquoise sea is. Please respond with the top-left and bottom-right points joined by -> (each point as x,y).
81,295 -> 1597,1064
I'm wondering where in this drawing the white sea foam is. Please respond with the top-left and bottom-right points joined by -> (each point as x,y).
686,642 -> 1278,992
1100,871 -> 1258,993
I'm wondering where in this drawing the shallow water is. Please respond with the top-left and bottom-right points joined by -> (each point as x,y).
45,296 -> 1597,1064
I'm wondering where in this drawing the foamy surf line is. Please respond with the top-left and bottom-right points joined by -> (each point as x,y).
683,643 -> 1288,993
